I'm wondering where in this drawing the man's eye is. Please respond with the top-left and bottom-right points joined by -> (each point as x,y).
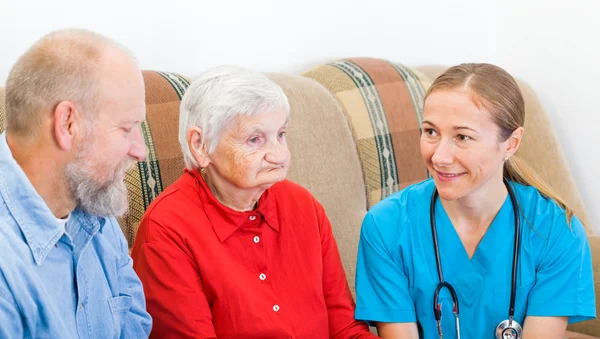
248,137 -> 259,144
278,131 -> 286,139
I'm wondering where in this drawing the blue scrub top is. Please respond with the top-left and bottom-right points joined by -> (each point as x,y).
355,179 -> 595,339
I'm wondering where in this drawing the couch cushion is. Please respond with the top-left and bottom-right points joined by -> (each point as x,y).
117,71 -> 190,246
269,73 -> 368,294
0,87 -> 5,134
303,58 -> 429,209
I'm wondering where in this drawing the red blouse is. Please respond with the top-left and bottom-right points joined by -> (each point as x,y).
131,169 -> 375,339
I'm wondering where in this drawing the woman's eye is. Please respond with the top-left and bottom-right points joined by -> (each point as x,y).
248,137 -> 259,144
424,128 -> 438,137
457,134 -> 472,142
278,131 -> 286,139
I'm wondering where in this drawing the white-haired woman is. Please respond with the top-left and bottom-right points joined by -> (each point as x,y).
131,66 -> 376,339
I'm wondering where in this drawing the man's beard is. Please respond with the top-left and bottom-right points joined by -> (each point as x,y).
65,141 -> 134,218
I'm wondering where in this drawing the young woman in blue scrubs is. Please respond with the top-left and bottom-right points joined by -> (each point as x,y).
355,63 -> 595,339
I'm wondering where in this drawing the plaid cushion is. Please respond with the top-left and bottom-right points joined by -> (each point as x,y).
0,87 -> 5,134
303,58 -> 429,209
116,71 -> 190,246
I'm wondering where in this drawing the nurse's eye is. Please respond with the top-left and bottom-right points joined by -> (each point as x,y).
423,128 -> 438,137
456,134 -> 472,142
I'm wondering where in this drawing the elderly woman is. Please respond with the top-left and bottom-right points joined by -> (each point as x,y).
131,66 -> 376,339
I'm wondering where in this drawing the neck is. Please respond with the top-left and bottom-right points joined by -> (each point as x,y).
7,134 -> 75,219
202,170 -> 264,212
441,176 -> 508,234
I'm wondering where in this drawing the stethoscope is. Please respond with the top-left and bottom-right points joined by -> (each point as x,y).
430,178 -> 522,339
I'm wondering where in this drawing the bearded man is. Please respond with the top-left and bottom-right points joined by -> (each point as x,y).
0,29 -> 152,338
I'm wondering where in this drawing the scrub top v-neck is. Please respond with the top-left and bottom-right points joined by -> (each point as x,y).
355,179 -> 595,339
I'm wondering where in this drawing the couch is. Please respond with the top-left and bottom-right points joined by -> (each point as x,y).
0,58 -> 597,338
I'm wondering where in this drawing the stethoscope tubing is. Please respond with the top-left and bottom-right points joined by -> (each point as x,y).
430,177 -> 521,337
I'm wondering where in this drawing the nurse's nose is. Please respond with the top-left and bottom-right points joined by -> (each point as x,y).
431,139 -> 454,166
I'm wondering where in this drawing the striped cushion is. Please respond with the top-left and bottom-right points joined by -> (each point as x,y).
0,87 -> 5,134
117,71 -> 190,246
303,58 -> 429,208
0,73 -> 188,247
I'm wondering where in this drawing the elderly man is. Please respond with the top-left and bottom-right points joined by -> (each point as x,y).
0,29 -> 152,338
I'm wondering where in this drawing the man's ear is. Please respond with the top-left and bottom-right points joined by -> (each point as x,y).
187,126 -> 211,168
53,100 -> 82,152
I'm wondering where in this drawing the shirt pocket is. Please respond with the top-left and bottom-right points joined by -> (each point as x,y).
108,295 -> 133,337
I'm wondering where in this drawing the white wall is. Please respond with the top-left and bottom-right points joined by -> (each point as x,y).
0,0 -> 495,77
1,0 -> 597,228
494,0 -> 600,231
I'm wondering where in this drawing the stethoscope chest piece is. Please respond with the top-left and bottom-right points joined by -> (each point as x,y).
495,318 -> 522,339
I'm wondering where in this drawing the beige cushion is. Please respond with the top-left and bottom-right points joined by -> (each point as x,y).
303,58 -> 430,209
269,73 -> 367,292
0,87 -> 5,134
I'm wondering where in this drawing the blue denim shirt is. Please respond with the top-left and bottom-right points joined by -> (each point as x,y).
0,133 -> 152,338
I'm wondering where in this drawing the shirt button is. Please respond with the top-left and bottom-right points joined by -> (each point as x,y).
249,215 -> 256,221
253,236 -> 260,243
259,273 -> 266,281
79,304 -> 84,311
273,304 -> 280,312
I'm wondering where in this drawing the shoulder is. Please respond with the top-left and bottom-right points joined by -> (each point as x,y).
361,179 -> 434,242
269,179 -> 314,199
0,202 -> 32,264
367,179 -> 434,225
132,172 -> 206,245
144,172 -> 202,221
514,182 -> 587,251
268,179 -> 321,209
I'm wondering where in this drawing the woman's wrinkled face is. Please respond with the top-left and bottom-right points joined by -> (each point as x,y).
420,89 -> 510,201
207,108 -> 290,190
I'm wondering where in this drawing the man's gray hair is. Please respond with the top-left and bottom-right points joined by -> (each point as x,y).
179,66 -> 290,170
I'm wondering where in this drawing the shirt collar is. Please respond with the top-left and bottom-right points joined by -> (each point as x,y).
188,169 -> 279,243
0,133 -> 102,264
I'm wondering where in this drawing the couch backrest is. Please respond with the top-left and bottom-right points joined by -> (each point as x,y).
0,88 -> 4,133
0,59 -> 591,294
303,58 -> 430,208
116,71 -> 190,244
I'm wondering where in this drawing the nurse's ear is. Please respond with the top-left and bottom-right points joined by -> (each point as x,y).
504,126 -> 524,159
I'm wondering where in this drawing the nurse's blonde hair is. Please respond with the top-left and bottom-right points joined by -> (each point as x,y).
424,63 -> 576,226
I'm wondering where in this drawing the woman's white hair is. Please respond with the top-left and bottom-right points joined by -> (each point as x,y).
179,66 -> 290,170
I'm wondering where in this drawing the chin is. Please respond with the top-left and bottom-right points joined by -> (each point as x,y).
433,181 -> 467,201
435,188 -> 462,201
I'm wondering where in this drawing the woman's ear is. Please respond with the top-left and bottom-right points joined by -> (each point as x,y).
187,126 -> 211,168
505,126 -> 524,158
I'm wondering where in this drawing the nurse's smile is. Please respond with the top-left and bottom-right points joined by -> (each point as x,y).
434,171 -> 466,183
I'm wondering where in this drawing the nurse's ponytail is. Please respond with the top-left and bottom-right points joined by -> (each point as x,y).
426,63 -> 576,226
504,155 -> 575,226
